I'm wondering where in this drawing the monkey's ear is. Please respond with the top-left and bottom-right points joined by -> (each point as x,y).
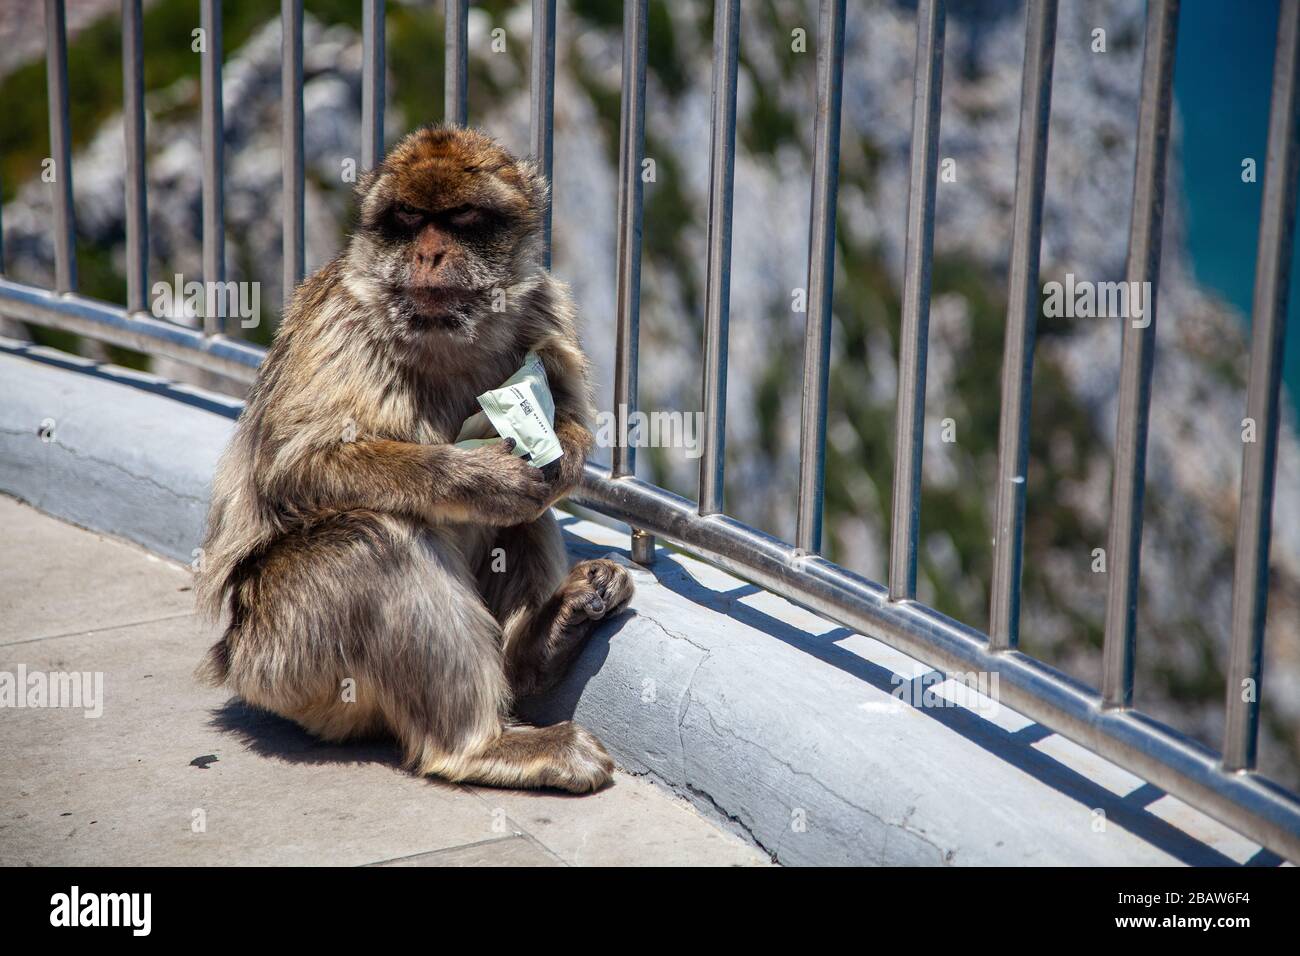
514,157 -> 551,220
353,167 -> 390,230
354,166 -> 382,202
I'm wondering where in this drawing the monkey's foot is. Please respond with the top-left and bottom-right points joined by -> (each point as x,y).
507,560 -> 634,699
557,558 -> 634,627
540,721 -> 616,793
431,722 -> 614,793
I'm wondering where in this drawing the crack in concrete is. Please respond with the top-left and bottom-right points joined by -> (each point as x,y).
618,613 -> 776,857
2,611 -> 199,648
646,615 -> 711,655
628,611 -> 778,860
1,427 -> 207,507
682,779 -> 774,861
690,697 -> 950,865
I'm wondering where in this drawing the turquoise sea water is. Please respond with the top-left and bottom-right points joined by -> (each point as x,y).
1174,0 -> 1299,420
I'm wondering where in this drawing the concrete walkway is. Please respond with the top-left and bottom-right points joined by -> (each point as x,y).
0,495 -> 769,866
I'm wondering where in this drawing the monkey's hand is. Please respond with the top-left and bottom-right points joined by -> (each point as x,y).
536,419 -> 593,507
445,439 -> 552,526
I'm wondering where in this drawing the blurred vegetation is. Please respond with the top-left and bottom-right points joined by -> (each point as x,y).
0,2 -> 279,204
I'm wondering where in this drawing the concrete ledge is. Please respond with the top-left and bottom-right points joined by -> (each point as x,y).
0,341 -> 1272,866
0,341 -> 240,565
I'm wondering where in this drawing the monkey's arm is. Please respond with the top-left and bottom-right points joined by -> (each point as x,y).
264,437 -> 550,527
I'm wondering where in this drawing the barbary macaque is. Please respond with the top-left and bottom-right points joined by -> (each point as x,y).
195,126 -> 633,792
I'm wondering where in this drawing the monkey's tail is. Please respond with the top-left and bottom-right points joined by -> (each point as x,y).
194,630 -> 233,687
412,721 -> 614,795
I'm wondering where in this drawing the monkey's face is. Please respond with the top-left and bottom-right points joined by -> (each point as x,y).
351,126 -> 545,338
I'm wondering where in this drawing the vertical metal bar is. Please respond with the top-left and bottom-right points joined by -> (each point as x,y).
200,0 -> 224,334
362,0 -> 386,172
698,0 -> 740,517
794,0 -> 847,555
888,0 -> 945,600
282,0 -> 304,302
530,0 -> 556,269
1100,0 -> 1179,709
613,0 -> 652,563
446,0 -> 468,126
122,0 -> 148,314
44,0 -> 76,293
613,0 -> 646,484
1223,0 -> 1300,773
988,0 -> 1058,650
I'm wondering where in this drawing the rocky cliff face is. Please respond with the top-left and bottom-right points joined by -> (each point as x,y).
2,0 -> 1296,785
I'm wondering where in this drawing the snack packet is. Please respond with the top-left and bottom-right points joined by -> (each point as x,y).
453,351 -> 563,467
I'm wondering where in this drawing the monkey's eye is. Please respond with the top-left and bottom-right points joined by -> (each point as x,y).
394,203 -> 425,228
445,205 -> 486,229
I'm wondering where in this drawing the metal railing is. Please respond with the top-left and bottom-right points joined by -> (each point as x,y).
1,0 -> 1298,862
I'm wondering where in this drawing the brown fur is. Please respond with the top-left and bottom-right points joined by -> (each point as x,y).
195,126 -> 632,793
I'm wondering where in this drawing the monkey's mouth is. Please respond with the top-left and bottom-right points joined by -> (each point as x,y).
404,286 -> 478,327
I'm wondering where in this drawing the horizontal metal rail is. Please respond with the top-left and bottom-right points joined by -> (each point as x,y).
0,278 -> 263,383
2,0 -> 1297,863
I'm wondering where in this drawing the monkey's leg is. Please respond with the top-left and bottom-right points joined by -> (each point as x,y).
212,511 -> 613,792
385,524 -> 614,791
477,512 -> 635,699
